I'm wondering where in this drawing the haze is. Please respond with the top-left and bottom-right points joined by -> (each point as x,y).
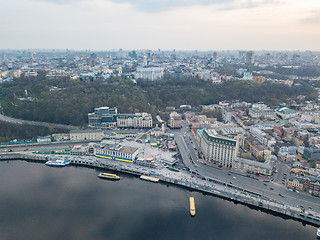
1,0 -> 320,50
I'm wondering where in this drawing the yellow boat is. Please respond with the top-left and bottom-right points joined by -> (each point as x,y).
189,197 -> 196,217
97,172 -> 120,180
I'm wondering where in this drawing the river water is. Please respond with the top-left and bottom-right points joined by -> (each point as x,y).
0,160 -> 317,240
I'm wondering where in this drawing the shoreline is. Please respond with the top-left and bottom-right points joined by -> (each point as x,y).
1,152 -> 320,228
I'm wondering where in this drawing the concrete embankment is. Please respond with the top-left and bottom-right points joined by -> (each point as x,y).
1,152 -> 320,227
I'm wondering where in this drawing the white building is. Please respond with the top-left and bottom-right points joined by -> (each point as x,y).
70,129 -> 105,141
136,67 -> 164,81
37,135 -> 52,143
169,112 -> 182,129
117,113 -> 153,128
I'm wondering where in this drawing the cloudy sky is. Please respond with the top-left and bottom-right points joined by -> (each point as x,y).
1,0 -> 320,50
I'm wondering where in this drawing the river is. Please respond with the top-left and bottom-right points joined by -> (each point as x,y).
0,160 -> 317,240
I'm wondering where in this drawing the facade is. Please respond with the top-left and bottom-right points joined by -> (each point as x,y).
70,145 -> 88,156
136,66 -> 164,81
37,135 -> 52,143
94,143 -> 139,163
234,155 -> 276,176
169,112 -> 182,129
276,107 -> 297,119
287,177 -> 304,191
52,133 -> 70,141
304,177 -> 320,196
70,129 -> 104,141
249,102 -> 275,120
88,106 -> 152,129
200,129 -> 239,168
88,106 -> 117,128
117,113 -> 153,128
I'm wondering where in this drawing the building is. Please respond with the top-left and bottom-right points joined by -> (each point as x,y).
117,113 -> 153,128
136,66 -> 164,81
37,135 -> 52,143
88,106 -> 153,129
242,69 -> 253,80
275,107 -> 297,119
200,129 -> 239,168
70,129 -> 104,141
70,145 -> 88,156
169,112 -> 182,129
304,177 -> 320,196
234,155 -> 276,176
94,142 -> 139,163
52,133 -> 70,142
88,106 -> 117,128
249,102 -> 276,120
287,177 -> 304,191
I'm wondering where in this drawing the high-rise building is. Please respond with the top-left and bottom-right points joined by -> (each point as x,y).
200,129 -> 239,168
246,51 -> 254,64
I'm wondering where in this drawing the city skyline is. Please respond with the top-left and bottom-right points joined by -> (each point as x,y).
1,0 -> 320,51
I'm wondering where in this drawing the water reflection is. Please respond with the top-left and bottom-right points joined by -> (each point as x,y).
0,161 -> 316,240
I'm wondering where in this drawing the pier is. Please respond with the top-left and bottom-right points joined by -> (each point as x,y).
1,152 -> 320,227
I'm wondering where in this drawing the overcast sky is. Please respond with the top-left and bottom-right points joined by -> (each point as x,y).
1,0 -> 320,51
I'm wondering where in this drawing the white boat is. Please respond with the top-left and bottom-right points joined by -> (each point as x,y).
45,159 -> 70,167
317,228 -> 320,239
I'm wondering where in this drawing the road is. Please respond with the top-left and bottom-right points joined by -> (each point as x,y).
0,113 -> 78,130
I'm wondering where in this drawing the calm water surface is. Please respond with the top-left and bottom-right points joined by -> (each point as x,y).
0,160 -> 317,240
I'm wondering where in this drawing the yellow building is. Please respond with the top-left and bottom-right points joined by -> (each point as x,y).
287,177 -> 304,191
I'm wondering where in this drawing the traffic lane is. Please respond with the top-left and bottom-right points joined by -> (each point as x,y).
192,161 -> 320,210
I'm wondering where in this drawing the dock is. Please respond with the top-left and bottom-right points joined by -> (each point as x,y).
140,175 -> 160,183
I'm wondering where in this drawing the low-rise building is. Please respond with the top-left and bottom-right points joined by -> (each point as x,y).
234,155 -> 276,176
94,142 -> 139,163
117,113 -> 152,128
249,102 -> 275,120
37,135 -> 52,143
70,129 -> 104,141
287,177 -> 304,191
52,133 -> 70,141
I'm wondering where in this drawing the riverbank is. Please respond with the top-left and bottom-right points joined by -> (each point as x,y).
1,152 -> 320,228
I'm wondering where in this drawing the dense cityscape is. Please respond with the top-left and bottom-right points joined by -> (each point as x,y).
1,49 -> 320,238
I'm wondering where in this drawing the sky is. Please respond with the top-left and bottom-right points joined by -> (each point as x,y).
1,0 -> 320,51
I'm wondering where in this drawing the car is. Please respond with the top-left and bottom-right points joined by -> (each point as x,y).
270,187 -> 274,190
233,176 -> 236,179
229,182 -> 233,184
278,193 -> 284,198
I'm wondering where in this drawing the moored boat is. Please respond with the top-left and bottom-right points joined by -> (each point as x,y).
189,197 -> 196,217
45,159 -> 69,167
97,172 -> 120,180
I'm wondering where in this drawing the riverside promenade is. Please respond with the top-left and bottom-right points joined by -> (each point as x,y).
1,152 -> 320,227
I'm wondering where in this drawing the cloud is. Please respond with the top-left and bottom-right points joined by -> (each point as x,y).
301,10 -> 320,24
32,0 -> 280,13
